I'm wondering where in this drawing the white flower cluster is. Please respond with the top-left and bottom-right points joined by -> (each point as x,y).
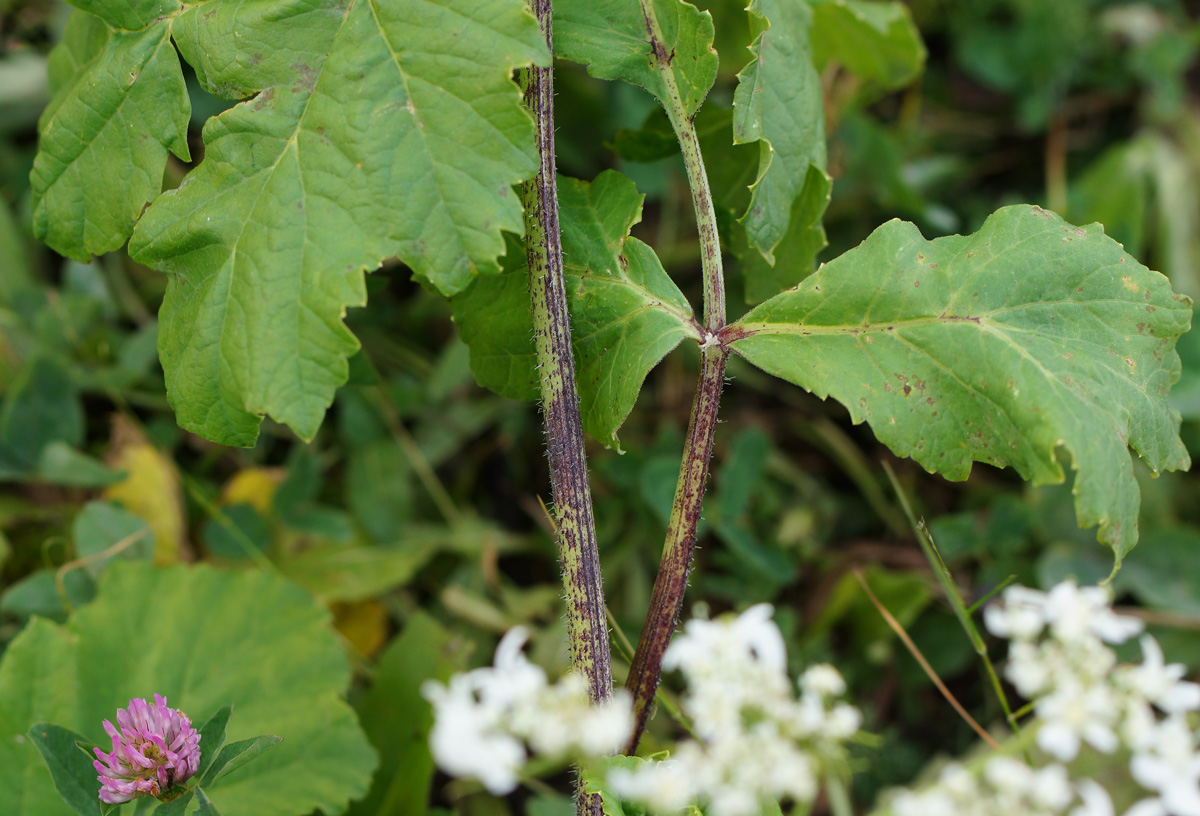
609,605 -> 861,816
887,580 -> 1200,816
422,627 -> 633,794
889,757 -> 1113,816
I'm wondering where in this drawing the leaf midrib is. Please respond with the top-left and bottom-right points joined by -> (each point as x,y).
570,267 -> 701,338
731,295 -> 1179,339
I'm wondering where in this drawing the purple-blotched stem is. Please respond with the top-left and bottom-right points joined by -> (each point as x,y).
519,1 -> 612,812
623,0 -> 731,753
623,345 -> 727,753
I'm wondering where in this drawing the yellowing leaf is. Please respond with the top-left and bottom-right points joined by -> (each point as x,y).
332,599 -> 389,659
103,415 -> 187,564
221,467 -> 286,517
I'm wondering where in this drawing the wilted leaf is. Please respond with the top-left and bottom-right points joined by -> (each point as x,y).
220,468 -> 285,517
729,206 -> 1191,564
332,599 -> 390,658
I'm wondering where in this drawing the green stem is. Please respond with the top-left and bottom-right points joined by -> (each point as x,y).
622,0 -> 731,754
520,0 -> 613,774
636,0 -> 726,332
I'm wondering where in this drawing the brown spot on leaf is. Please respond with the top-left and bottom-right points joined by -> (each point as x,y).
292,62 -> 316,92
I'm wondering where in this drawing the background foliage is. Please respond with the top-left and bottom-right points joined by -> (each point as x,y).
2,0 -> 1200,813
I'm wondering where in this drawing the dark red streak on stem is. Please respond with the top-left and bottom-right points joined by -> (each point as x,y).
623,346 -> 728,754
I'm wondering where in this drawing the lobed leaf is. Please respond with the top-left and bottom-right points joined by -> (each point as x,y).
31,12 -> 190,262
0,563 -> 377,816
454,171 -> 701,449
728,206 -> 1192,564
34,0 -> 549,447
737,163 -> 831,304
555,0 -> 718,119
733,0 -> 829,265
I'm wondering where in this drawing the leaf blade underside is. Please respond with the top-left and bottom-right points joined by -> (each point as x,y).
729,205 -> 1192,563
733,0 -> 829,265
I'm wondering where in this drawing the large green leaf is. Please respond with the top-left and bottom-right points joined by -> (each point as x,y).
0,563 -> 377,816
31,11 -> 190,262
555,0 -> 718,119
808,0 -> 926,90
34,0 -> 549,447
453,171 -> 701,449
141,0 -> 546,445
728,206 -> 1192,563
733,0 -> 828,265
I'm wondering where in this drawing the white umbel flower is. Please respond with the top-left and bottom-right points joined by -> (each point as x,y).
1129,717 -> 1200,816
610,605 -> 858,816
894,579 -> 1200,816
423,670 -> 531,794
885,758 -> 1119,816
1069,780 -> 1113,816
1118,636 -> 1200,715
423,626 -> 632,794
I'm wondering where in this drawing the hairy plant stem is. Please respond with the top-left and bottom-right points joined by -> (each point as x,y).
621,0 -> 733,756
637,0 -> 726,333
519,8 -> 612,810
624,346 -> 728,753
